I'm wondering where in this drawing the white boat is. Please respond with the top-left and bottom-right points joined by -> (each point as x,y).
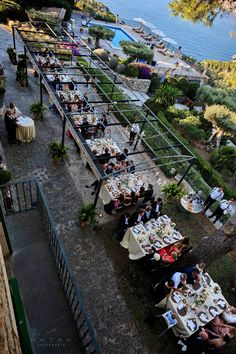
232,54 -> 236,62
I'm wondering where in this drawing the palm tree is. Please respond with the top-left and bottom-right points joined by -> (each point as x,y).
153,84 -> 182,110
88,25 -> 114,48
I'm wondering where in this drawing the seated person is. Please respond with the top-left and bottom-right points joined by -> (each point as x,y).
171,272 -> 187,289
171,237 -> 190,256
130,208 -> 145,225
222,306 -> 236,324
144,205 -> 152,223
210,315 -> 235,339
158,249 -> 178,265
103,162 -> 115,175
98,147 -> 111,165
116,148 -> 128,162
181,266 -> 201,284
79,117 -> 89,138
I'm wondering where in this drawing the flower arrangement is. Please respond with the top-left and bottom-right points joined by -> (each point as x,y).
196,289 -> 209,305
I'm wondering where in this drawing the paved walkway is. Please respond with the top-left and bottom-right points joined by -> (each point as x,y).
0,26 -> 148,353
7,210 -> 82,354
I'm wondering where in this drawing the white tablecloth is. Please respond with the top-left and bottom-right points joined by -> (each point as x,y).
99,173 -> 144,205
180,194 -> 203,213
120,215 -> 184,260
16,116 -> 35,143
159,273 -> 228,337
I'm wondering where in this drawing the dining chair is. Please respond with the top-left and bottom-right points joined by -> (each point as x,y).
155,310 -> 177,337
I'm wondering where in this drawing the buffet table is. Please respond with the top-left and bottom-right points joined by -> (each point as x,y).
164,273 -> 228,337
120,215 -> 184,260
16,116 -> 35,143
99,173 -> 145,205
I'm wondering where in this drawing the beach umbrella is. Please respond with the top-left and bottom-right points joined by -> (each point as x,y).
163,37 -> 178,45
152,29 -> 165,37
144,21 -> 156,30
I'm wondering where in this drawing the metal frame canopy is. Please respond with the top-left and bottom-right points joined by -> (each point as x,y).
13,21 -> 196,188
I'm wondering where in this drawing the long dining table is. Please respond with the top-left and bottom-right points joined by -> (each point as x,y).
159,272 -> 228,338
120,214 -> 184,260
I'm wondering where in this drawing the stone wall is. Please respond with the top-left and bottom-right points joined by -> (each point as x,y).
121,75 -> 151,93
0,244 -> 21,353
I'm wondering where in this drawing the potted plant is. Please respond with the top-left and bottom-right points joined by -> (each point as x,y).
16,70 -> 27,87
48,141 -> 69,163
30,100 -> 47,119
161,182 -> 186,202
0,87 -> 5,109
78,203 -> 97,227
0,170 -> 11,186
7,47 -> 17,65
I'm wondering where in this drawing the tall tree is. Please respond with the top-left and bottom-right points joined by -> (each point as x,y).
119,41 -> 154,63
88,25 -> 114,48
169,0 -> 236,26
178,213 -> 236,267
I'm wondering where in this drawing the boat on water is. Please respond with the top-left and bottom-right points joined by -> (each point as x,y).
232,55 -> 236,62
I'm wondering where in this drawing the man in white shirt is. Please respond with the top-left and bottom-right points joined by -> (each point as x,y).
203,186 -> 224,214
128,123 -> 140,146
208,198 -> 234,224
171,272 -> 187,288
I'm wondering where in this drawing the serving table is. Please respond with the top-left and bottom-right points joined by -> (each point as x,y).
121,215 -> 184,260
180,193 -> 203,213
16,116 -> 35,143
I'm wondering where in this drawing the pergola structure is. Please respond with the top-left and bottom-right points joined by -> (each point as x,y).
13,21 -> 196,205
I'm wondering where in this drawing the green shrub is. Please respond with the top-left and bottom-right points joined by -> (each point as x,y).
210,145 -> 236,177
92,48 -> 109,62
161,182 -> 186,202
120,41 -> 154,62
108,57 -> 119,70
117,64 -> 126,75
94,12 -> 116,23
148,73 -> 161,93
124,64 -> 139,78
0,170 -> 11,185
0,0 -> 27,23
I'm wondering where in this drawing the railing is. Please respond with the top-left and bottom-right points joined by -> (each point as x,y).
0,179 -> 100,354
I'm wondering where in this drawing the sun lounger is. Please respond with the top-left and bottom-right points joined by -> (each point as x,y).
135,28 -> 144,34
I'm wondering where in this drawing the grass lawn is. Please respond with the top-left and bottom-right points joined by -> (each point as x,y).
97,203 -> 236,353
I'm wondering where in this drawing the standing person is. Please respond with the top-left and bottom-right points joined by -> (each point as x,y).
4,110 -> 18,144
118,212 -> 131,239
151,197 -> 163,219
143,184 -> 154,203
128,123 -> 140,146
203,187 -> 224,214
208,199 -> 234,224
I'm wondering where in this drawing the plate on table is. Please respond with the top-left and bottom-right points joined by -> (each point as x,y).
209,306 -> 219,317
163,236 -> 171,244
198,312 -> 209,324
186,318 -> 197,332
133,227 -> 141,234
154,240 -> 162,249
177,303 -> 188,317
145,224 -> 151,231
171,291 -> 182,304
216,299 -> 227,310
172,231 -> 181,240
